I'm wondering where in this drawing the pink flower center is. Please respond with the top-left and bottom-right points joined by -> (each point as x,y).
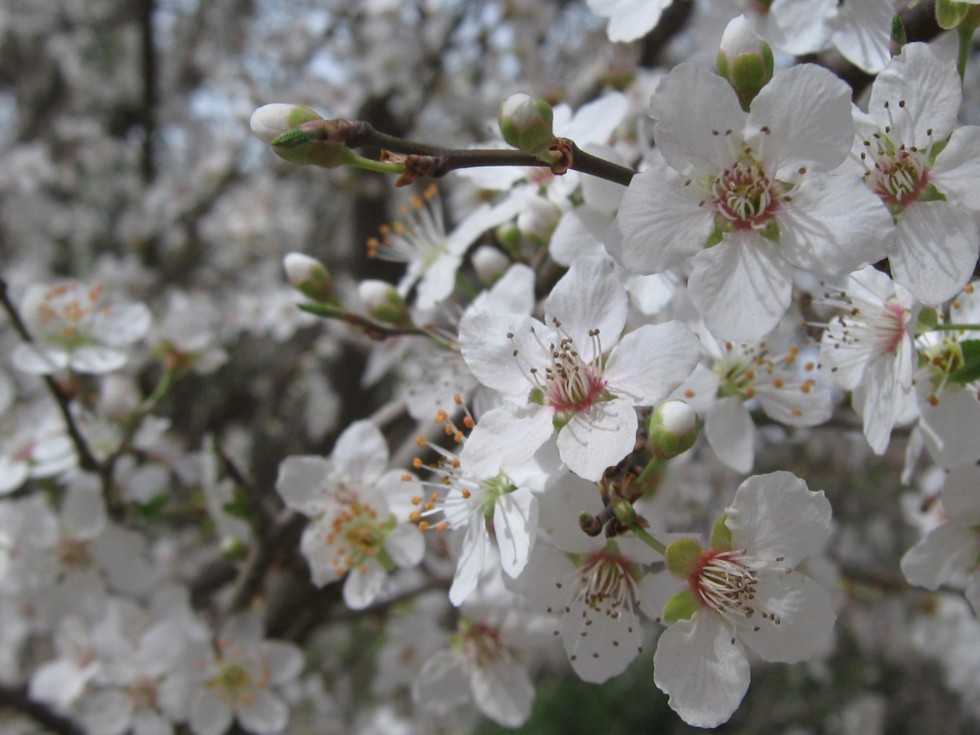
711,160 -> 782,231
537,328 -> 608,415
688,549 -> 770,625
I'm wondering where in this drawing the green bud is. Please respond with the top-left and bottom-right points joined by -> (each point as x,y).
648,400 -> 699,459
663,589 -> 701,623
283,252 -> 337,304
665,538 -> 704,579
220,535 -> 249,561
495,222 -> 523,255
716,15 -> 774,111
498,92 -> 556,156
358,280 -> 410,326
916,307 -> 940,335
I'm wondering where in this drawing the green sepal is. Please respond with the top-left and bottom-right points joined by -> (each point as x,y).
890,14 -> 907,56
937,0 -> 970,30
918,183 -> 948,204
710,514 -> 733,551
916,307 -> 940,335
222,487 -> 254,520
948,339 -> 980,384
663,589 -> 701,623
665,538 -> 704,579
132,493 -> 170,521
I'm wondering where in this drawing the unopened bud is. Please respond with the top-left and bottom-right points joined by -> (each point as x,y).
648,400 -> 699,459
517,197 -> 559,246
498,93 -> 555,156
221,535 -> 249,561
250,104 -> 324,144
716,15 -> 774,111
495,222 -> 523,255
358,280 -> 409,325
471,245 -> 510,286
284,252 -> 336,304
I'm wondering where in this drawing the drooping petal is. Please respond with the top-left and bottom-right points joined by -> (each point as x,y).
470,660 -> 535,728
556,397 -> 637,481
494,487 -> 538,579
653,613 -> 751,729
705,396 -> 755,473
449,520 -> 490,606
901,522 -> 980,590
237,689 -> 289,735
687,232 -> 794,343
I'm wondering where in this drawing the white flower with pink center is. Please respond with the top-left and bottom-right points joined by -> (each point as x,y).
611,61 -> 892,342
11,280 -> 151,375
819,266 -> 918,454
854,42 -> 980,305
458,256 -> 700,481
651,471 -> 835,728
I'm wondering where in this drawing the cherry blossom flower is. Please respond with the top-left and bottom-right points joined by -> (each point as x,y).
819,266 -> 918,454
188,613 -> 304,735
611,61 -> 892,342
11,280 -> 151,375
275,420 -> 424,609
586,0 -> 674,43
516,474 -> 663,683
459,256 -> 700,481
854,42 -> 980,305
652,472 -> 835,728
913,281 -> 980,469
901,464 -> 980,616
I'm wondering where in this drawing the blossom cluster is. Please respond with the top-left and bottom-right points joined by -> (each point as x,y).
3,2 -> 980,734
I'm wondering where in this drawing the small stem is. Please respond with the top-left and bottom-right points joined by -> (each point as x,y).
344,149 -> 405,175
628,522 -> 667,556
932,323 -> 980,331
635,457 -> 661,488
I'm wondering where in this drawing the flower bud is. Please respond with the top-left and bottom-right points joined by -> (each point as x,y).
471,245 -> 510,286
516,197 -> 559,246
498,93 -> 555,156
495,222 -> 523,256
716,15 -> 774,111
249,104 -> 323,144
358,280 -> 410,325
648,400 -> 699,459
284,252 -> 336,304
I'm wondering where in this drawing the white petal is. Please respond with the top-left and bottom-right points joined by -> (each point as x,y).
705,396 -> 755,473
460,405 -> 554,479
942,464 -> 980,525
494,487 -> 538,579
93,302 -> 151,346
890,202 -> 979,305
11,343 -> 69,374
649,63 -> 746,177
726,471 -> 832,566
70,345 -> 129,374
901,523 -> 980,590
868,43 -> 960,141
343,561 -> 387,610
604,321 -> 701,406
557,398 -> 637,481
449,521 -> 490,606
189,691 -> 233,735
459,313 -> 546,398
471,660 -> 535,728
545,256 -> 627,354
777,172 -> 892,275
561,585 -> 644,683
332,420 -> 389,486
932,126 -> 980,211
385,522 -> 425,569
737,570 -> 836,663
688,233 -> 794,343
613,164 -> 714,274
748,64 -> 853,172
653,614 -> 750,729
237,689 -> 289,735
275,456 -> 333,514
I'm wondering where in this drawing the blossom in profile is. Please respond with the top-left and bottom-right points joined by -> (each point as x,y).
12,280 -> 151,375
652,471 -> 835,728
